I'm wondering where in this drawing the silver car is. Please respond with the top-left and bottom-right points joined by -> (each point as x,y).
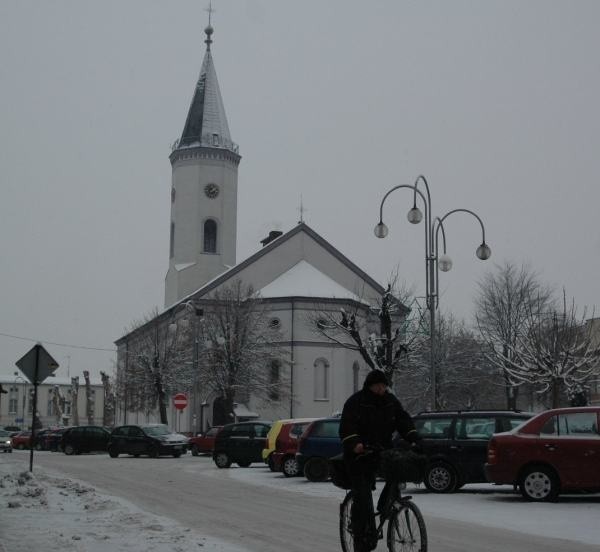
0,429 -> 13,453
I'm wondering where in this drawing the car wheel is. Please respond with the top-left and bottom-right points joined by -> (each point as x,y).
282,456 -> 299,477
519,465 -> 560,502
64,444 -> 76,456
35,443 -> 42,451
267,454 -> 276,472
214,451 -> 232,468
304,457 -> 330,482
149,447 -> 160,458
191,445 -> 199,457
424,462 -> 458,493
173,452 -> 182,458
17,443 -> 25,450
237,460 -> 251,467
133,454 -> 140,458
108,447 -> 119,458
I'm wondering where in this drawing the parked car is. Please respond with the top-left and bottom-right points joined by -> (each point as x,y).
0,429 -> 13,453
269,418 -> 317,477
43,427 -> 71,452
213,421 -> 272,468
61,426 -> 112,455
108,424 -> 189,458
188,426 -> 223,456
485,406 -> 600,502
11,431 -> 31,450
413,409 -> 533,493
33,428 -> 54,450
296,417 -> 341,482
3,425 -> 22,435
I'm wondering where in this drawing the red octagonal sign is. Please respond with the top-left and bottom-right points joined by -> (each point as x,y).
173,393 -> 188,410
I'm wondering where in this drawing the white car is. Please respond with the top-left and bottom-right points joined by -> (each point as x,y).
0,429 -> 13,453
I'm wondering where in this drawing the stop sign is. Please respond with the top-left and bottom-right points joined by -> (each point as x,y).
173,393 -> 188,410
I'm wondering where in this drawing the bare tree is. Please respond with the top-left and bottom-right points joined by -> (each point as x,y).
100,371 -> 116,427
83,370 -> 95,425
399,314 -> 503,412
310,281 -> 412,385
475,262 -> 553,409
497,290 -> 600,408
69,377 -> 79,426
197,280 -> 286,426
123,307 -> 194,425
51,385 -> 65,425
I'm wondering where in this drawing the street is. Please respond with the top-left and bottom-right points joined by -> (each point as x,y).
3,450 -> 598,552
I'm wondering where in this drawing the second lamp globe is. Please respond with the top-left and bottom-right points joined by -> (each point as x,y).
407,206 -> 423,224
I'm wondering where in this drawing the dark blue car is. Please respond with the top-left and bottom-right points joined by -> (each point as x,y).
296,417 -> 341,481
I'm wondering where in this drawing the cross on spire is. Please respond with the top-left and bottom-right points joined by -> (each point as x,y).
298,196 -> 307,224
206,1 -> 214,26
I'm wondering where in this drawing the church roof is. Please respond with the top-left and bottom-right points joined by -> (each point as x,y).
259,260 -> 367,303
177,26 -> 238,153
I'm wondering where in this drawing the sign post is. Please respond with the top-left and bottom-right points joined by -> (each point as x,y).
15,343 -> 59,472
173,393 -> 188,432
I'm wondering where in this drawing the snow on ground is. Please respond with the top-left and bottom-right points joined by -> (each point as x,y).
0,459 -> 250,552
226,464 -> 600,547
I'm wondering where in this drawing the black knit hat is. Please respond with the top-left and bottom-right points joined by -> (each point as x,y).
364,369 -> 389,388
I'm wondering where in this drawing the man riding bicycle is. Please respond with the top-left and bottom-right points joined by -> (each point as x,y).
339,369 -> 421,552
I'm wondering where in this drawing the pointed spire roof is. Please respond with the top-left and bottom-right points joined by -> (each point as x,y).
178,26 -> 238,153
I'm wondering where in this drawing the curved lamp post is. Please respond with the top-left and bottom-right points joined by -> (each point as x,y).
375,175 -> 491,409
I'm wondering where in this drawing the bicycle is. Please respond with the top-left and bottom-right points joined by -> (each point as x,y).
335,449 -> 428,552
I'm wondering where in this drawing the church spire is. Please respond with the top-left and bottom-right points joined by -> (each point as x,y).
177,25 -> 238,153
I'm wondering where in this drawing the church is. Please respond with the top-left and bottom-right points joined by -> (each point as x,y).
115,25 -> 406,432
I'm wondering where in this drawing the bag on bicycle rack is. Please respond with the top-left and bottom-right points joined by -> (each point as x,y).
329,453 -> 351,489
380,448 -> 426,483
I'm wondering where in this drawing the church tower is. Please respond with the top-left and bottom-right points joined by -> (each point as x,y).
165,25 -> 241,307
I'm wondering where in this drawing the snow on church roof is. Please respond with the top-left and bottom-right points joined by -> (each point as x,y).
258,260 -> 367,303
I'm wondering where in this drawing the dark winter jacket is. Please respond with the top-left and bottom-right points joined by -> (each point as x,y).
339,385 -> 417,458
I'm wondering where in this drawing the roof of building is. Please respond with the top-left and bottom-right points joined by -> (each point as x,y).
177,26 -> 237,153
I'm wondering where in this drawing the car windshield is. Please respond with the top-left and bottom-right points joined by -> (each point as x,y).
0,430 -> 10,437
143,425 -> 171,436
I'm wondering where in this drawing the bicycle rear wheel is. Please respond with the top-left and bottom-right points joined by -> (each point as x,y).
386,500 -> 427,552
340,493 -> 355,552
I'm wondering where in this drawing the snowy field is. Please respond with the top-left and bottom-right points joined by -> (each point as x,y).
0,459 -> 250,552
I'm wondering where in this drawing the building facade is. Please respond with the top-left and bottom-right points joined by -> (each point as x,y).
0,376 -> 105,430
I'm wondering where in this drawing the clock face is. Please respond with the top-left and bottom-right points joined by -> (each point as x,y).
204,183 -> 219,199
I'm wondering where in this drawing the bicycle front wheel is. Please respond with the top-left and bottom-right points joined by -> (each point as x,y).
340,493 -> 355,552
387,500 -> 427,552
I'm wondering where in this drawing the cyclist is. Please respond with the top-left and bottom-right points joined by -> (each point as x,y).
339,369 -> 420,552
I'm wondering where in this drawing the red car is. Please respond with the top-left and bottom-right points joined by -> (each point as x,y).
11,431 -> 32,450
486,406 -> 600,501
188,426 -> 223,456
271,419 -> 316,477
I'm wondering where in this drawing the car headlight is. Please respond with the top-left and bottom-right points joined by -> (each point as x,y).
4,440 -> 11,445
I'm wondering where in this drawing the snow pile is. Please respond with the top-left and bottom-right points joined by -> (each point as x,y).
0,461 -> 245,552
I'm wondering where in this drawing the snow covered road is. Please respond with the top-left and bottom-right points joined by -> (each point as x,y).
2,450 -> 599,552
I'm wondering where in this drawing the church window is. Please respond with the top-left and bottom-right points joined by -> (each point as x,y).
203,219 -> 217,253
314,358 -> 330,400
269,360 -> 281,400
212,133 -> 220,146
352,361 -> 360,393
169,222 -> 175,258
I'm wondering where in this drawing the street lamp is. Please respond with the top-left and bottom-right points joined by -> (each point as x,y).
375,175 -> 491,409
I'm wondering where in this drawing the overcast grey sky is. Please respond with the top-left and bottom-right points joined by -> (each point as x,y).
1,0 -> 599,380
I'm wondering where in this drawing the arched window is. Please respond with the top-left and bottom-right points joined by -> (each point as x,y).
203,219 -> 217,253
269,360 -> 281,400
314,358 -> 330,400
352,361 -> 360,393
